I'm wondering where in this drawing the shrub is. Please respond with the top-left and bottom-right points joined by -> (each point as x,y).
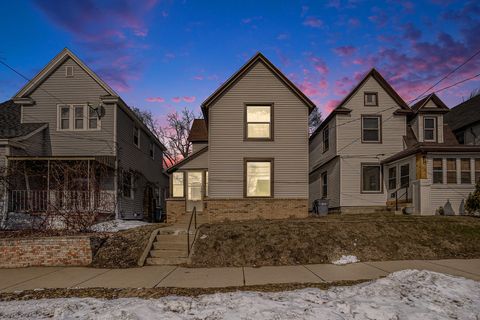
465,180 -> 480,215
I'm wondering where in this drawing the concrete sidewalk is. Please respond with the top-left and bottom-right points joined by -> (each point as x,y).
1,259 -> 479,292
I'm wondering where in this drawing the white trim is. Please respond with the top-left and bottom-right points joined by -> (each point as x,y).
56,104 -> 102,132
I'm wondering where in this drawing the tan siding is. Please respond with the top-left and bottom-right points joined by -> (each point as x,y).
23,58 -> 115,156
309,117 -> 336,171
179,150 -> 208,170
209,61 -> 309,199
309,157 -> 340,209
192,142 -> 208,153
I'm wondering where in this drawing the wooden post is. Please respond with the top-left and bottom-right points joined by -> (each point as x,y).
47,160 -> 50,212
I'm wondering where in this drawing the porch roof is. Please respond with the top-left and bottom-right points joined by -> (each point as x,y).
381,145 -> 480,164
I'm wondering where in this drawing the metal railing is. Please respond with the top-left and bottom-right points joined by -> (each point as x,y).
187,206 -> 197,256
395,185 -> 409,211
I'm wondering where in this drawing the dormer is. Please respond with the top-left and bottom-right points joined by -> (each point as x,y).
188,119 -> 208,153
410,93 -> 449,143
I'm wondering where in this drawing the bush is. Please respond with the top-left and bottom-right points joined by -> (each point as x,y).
465,180 -> 480,215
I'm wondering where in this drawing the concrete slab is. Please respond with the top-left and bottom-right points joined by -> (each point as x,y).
77,266 -> 176,288
3,267 -> 110,292
0,267 -> 64,291
429,259 -> 480,276
305,263 -> 388,282
244,266 -> 323,285
158,267 -> 243,288
366,260 -> 480,281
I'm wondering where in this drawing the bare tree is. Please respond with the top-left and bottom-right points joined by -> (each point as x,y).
309,108 -> 322,135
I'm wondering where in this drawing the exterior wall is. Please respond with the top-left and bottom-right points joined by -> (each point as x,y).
192,142 -> 208,153
23,57 -> 115,157
116,107 -> 165,219
335,76 -> 407,207
180,150 -> 208,170
309,117 -> 337,171
309,157 -> 340,209
208,61 -> 309,200
205,198 -> 308,222
166,198 -> 186,223
414,114 -> 444,143
0,236 -> 93,268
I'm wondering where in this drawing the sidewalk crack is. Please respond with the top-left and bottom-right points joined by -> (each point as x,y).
303,265 -> 326,282
154,266 -> 178,288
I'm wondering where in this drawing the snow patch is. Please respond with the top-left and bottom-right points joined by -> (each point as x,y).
0,270 -> 479,319
89,219 -> 151,232
332,255 -> 359,265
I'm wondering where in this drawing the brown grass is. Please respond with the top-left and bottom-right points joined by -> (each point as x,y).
190,214 -> 480,267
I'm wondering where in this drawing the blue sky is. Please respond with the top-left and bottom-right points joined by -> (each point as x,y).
0,0 -> 479,123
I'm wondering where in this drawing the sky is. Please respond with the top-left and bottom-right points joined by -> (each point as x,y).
0,0 -> 479,124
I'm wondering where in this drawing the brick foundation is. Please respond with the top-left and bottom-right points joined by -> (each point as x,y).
0,236 -> 93,268
166,198 -> 186,223
205,198 -> 308,222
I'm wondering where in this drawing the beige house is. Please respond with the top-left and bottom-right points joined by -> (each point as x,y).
310,69 -> 480,215
166,52 -> 316,222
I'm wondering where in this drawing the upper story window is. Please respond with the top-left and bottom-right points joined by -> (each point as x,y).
424,117 -> 437,142
57,104 -> 100,131
364,92 -> 378,106
65,66 -> 74,77
149,141 -> 154,159
361,116 -> 381,143
322,126 -> 329,152
133,126 -> 140,148
245,159 -> 273,197
245,105 -> 272,140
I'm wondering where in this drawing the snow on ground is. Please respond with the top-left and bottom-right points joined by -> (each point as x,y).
332,255 -> 360,265
89,219 -> 151,232
1,270 -> 480,319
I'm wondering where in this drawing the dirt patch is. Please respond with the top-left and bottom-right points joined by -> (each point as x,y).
0,280 -> 367,301
91,224 -> 164,268
190,214 -> 480,267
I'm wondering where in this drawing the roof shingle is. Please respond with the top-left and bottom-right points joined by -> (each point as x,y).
0,100 -> 47,139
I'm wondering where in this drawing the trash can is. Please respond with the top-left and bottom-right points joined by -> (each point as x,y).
313,199 -> 329,216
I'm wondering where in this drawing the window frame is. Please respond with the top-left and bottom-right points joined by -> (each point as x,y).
149,141 -> 155,159
423,116 -> 437,142
475,159 -> 480,183
433,158 -> 443,184
446,158 -> 457,184
171,171 -> 185,198
400,164 -> 409,188
74,105 -> 85,130
460,158 -> 471,184
364,92 -> 378,106
322,125 -> 329,152
361,115 -> 382,143
388,166 -> 397,190
58,105 -> 71,130
244,103 -> 274,141
133,126 -> 140,148
321,171 -> 328,198
361,163 -> 382,193
244,158 -> 274,198
57,104 -> 101,131
122,170 -> 134,199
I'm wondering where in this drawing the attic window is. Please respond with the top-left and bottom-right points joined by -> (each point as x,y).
65,66 -> 74,77
364,92 -> 378,106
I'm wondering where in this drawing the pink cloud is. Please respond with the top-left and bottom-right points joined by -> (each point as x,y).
310,56 -> 329,75
145,97 -> 165,103
303,17 -> 323,28
324,99 -> 341,114
183,96 -> 196,103
334,46 -> 357,56
193,75 -> 204,80
172,97 -> 181,103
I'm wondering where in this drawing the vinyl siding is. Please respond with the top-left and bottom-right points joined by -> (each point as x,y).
178,150 -> 208,170
116,107 -> 166,218
336,76 -> 407,207
309,157 -> 340,209
22,58 -> 115,156
309,116 -> 337,171
11,130 -> 48,157
192,142 -> 208,153
208,61 -> 309,199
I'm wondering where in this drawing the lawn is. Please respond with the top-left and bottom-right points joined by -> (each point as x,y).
190,214 -> 480,267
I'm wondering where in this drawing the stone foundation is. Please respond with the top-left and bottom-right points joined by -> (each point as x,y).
0,236 -> 93,268
205,198 -> 308,222
166,198 -> 186,223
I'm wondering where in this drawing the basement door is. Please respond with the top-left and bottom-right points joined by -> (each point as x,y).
186,171 -> 203,212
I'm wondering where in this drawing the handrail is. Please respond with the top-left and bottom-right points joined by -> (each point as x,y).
395,185 -> 409,211
187,206 -> 197,256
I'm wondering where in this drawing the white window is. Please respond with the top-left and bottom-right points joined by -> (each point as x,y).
149,141 -> 154,159
362,116 -> 381,142
122,171 -> 134,199
133,126 -> 140,148
323,126 -> 329,152
364,92 -> 378,106
65,66 -> 74,77
74,105 -> 84,129
362,164 -> 381,192
57,104 -> 100,131
424,117 -> 436,141
59,105 -> 70,130
88,107 -> 98,129
245,160 -> 272,197
246,105 -> 272,139
172,172 -> 184,198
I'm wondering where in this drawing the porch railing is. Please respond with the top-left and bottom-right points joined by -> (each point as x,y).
187,206 -> 198,256
8,190 -> 115,213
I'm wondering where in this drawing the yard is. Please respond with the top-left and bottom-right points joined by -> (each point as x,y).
190,214 -> 480,267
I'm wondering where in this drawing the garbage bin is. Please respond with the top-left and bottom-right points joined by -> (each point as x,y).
313,199 -> 329,216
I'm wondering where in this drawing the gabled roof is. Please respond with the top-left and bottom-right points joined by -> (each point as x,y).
188,119 -> 208,142
411,93 -> 449,114
444,94 -> 480,132
14,48 -> 118,99
0,100 -> 47,139
166,146 -> 208,173
201,52 -> 316,117
310,68 -> 411,140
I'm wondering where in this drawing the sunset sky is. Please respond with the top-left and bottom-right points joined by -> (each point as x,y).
0,0 -> 479,123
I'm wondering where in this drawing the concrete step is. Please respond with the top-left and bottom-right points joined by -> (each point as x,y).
146,257 -> 188,265
150,249 -> 187,258
156,234 -> 188,243
153,242 -> 187,251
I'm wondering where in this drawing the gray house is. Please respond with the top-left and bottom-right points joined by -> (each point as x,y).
444,94 -> 480,145
0,48 -> 168,223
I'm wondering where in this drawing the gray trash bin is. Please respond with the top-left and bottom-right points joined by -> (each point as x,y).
313,199 -> 329,216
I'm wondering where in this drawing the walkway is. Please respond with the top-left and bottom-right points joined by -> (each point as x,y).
1,259 -> 479,292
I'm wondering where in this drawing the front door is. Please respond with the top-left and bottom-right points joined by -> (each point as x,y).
186,171 -> 203,212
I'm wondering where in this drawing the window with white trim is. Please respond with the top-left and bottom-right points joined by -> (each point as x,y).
88,108 -> 98,129
57,104 -> 100,131
362,164 -> 381,192
172,172 -> 184,198
424,117 -> 436,141
362,116 -> 381,142
433,158 -> 443,184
